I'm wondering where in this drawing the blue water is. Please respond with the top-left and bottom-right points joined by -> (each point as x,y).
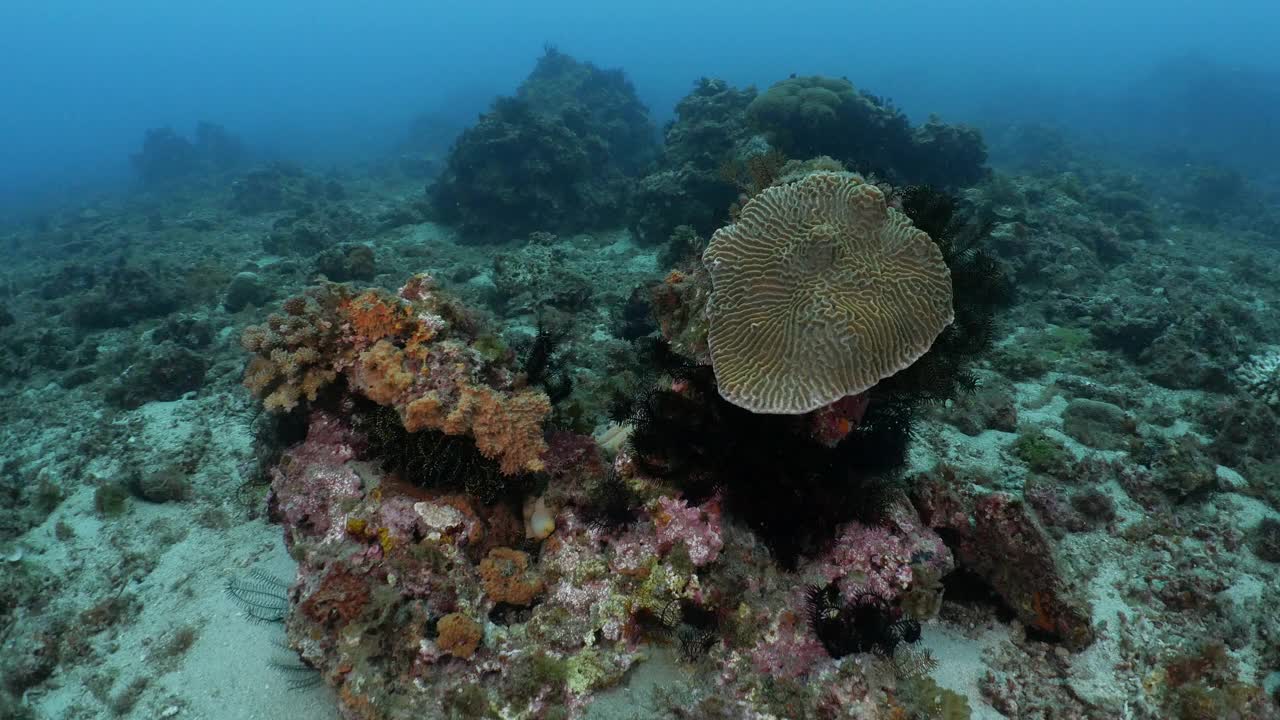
3,0 -> 1279,216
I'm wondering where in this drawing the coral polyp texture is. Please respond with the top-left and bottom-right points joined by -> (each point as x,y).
1236,348 -> 1280,411
702,171 -> 954,414
242,274 -> 550,474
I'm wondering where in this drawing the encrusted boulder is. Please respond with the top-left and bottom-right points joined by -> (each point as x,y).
429,48 -> 655,242
748,75 -> 986,189
912,471 -> 1096,651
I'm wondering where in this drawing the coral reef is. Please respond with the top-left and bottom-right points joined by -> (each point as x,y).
633,177 -> 1007,566
314,243 -> 377,282
242,275 -> 550,475
702,171 -> 954,413
105,341 -> 207,409
67,263 -> 179,329
429,48 -> 655,241
630,74 -> 986,252
223,270 -> 273,312
913,469 -> 1095,650
747,75 -> 987,188
491,237 -> 592,313
228,162 -> 343,215
8,43 -> 1280,720
131,121 -> 246,187
1235,348 -> 1280,412
630,78 -> 759,246
516,47 -> 655,175
262,406 -> 958,719
261,200 -> 365,255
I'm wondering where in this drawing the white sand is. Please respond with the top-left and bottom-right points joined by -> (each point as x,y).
922,622 -> 1008,720
11,393 -> 340,720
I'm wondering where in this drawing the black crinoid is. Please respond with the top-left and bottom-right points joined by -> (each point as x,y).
627,344 -> 897,568
351,399 -> 535,505
626,187 -> 1010,568
806,583 -> 921,659
655,598 -> 720,662
225,570 -> 323,690
580,465 -> 638,532
520,312 -> 575,410
225,569 -> 291,623
888,184 -> 1014,399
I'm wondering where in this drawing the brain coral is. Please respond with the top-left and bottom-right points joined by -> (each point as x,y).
702,171 -> 953,414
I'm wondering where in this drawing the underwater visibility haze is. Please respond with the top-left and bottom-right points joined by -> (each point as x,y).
2,1 -> 1280,719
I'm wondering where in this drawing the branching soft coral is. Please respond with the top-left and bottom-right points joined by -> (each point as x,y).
242,275 -> 550,475
240,287 -> 344,412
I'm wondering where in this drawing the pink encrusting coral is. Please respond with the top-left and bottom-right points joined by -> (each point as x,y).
607,526 -> 660,576
812,520 -> 916,602
653,494 -> 724,567
262,402 -> 973,719
270,410 -> 365,545
744,605 -> 830,680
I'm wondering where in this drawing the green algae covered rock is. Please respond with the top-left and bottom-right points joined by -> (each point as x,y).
748,75 -> 986,189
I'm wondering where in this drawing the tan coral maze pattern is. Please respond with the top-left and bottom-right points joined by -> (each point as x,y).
702,172 -> 954,413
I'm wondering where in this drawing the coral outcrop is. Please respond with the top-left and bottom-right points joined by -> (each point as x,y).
1235,348 -> 1280,412
747,75 -> 987,189
131,122 -> 246,187
913,470 -> 1096,650
242,275 -> 550,475
265,406 -> 954,719
429,48 -> 655,242
703,171 -> 954,413
228,161 -> 344,215
635,178 -> 1006,566
630,78 -> 759,246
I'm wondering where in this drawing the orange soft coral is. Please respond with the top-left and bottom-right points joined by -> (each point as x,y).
402,382 -> 550,476
436,612 -> 483,659
469,388 -> 551,475
401,393 -> 448,433
478,547 -> 544,606
245,278 -> 551,476
350,340 -> 416,405
339,290 -> 411,345
443,385 -> 550,475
